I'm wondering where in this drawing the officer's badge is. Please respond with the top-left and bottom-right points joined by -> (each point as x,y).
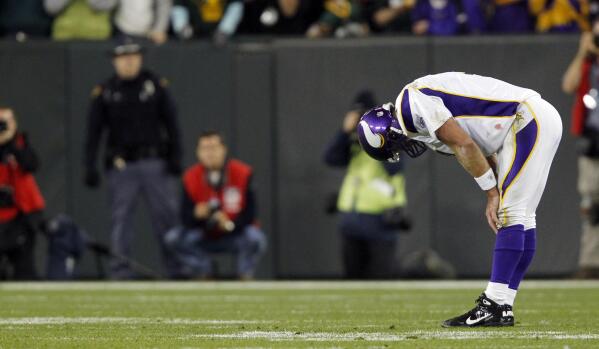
140,80 -> 156,102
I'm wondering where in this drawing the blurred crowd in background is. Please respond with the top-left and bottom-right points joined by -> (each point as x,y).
0,0 -> 597,44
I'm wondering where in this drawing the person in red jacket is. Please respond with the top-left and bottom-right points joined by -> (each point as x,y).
0,106 -> 45,280
563,22 -> 599,279
164,131 -> 266,279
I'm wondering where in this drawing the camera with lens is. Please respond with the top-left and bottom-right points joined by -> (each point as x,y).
205,198 -> 235,233
0,120 -> 7,133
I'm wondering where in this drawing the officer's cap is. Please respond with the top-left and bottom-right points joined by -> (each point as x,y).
111,37 -> 145,57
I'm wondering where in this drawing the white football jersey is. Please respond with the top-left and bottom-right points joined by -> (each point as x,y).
394,72 -> 540,155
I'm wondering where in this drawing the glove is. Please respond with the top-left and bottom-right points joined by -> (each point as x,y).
166,159 -> 182,176
84,168 -> 100,188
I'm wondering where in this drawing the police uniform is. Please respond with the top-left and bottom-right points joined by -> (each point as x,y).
84,47 -> 182,279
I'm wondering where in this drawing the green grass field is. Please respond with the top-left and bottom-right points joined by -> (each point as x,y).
0,281 -> 598,348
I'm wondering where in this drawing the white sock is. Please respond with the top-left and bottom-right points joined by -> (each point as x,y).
485,282 -> 509,305
505,288 -> 517,306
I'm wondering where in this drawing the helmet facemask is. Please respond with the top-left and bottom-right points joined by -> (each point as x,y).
387,126 -> 427,161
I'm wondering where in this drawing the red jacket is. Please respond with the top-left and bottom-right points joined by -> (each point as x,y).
571,57 -> 594,136
0,134 -> 45,223
183,159 -> 252,224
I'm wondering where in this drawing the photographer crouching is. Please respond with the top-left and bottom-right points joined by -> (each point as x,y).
0,106 -> 45,280
164,131 -> 266,280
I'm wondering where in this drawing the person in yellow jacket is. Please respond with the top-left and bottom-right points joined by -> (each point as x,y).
324,90 -> 410,279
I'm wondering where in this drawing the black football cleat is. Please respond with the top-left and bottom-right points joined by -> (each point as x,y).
442,293 -> 514,327
498,304 -> 515,326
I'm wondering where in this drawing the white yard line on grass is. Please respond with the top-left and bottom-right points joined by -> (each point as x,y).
184,330 -> 599,342
1,280 -> 598,291
0,317 -> 270,325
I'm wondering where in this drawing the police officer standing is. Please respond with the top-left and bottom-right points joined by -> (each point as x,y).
84,39 -> 182,279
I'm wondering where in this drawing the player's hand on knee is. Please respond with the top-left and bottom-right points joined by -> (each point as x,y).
485,188 -> 501,234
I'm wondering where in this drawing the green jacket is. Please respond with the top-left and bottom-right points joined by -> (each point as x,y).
51,0 -> 112,40
337,143 -> 406,214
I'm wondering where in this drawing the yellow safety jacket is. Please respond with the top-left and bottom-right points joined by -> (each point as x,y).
337,144 -> 406,214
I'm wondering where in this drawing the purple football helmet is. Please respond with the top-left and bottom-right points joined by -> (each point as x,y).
357,103 -> 427,162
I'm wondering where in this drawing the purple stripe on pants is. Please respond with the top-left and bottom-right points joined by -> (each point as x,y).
501,118 -> 538,195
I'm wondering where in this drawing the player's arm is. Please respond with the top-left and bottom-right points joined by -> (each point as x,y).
436,119 -> 501,233
436,118 -> 490,178
486,154 -> 498,177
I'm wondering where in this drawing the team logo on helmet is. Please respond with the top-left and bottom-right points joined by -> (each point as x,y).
359,120 -> 385,148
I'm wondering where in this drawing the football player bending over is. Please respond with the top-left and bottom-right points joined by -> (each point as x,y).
358,72 -> 562,327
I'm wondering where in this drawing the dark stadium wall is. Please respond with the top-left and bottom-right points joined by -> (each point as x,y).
0,35 -> 580,278
232,47 -> 276,277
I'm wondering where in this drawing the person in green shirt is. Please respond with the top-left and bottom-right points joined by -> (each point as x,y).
44,0 -> 116,40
